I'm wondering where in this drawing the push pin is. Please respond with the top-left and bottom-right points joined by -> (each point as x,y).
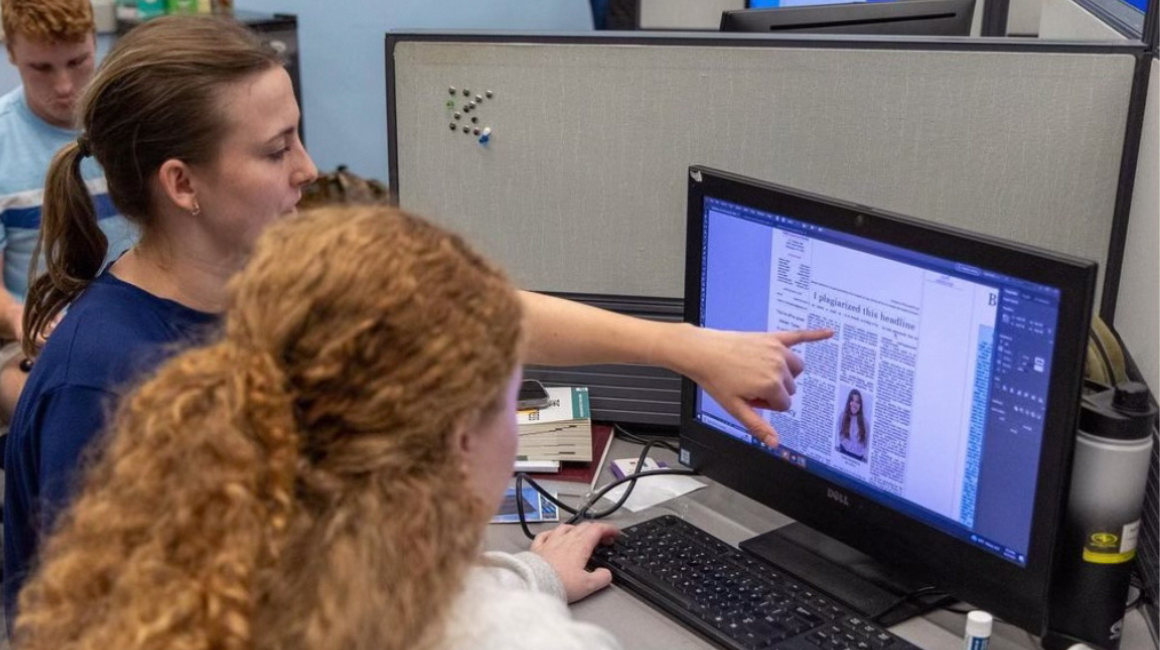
485,90 -> 493,98
463,125 -> 470,133
444,99 -> 455,110
462,88 -> 471,96
471,116 -> 478,124
475,94 -> 483,102
448,86 -> 456,95
473,128 -> 480,135
468,100 -> 477,108
478,126 -> 492,145
453,112 -> 461,119
449,122 -> 456,130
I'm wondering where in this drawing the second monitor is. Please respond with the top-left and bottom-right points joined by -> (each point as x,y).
722,0 -> 975,36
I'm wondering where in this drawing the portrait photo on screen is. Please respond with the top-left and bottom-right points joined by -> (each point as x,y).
835,385 -> 873,465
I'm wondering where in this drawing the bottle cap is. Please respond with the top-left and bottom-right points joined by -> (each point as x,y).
966,610 -> 993,638
1112,382 -> 1151,414
1079,381 -> 1157,441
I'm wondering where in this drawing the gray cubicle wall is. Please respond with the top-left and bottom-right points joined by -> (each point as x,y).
390,34 -> 1138,300
387,33 -> 1144,425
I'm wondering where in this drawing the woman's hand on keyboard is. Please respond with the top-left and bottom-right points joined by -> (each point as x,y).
532,522 -> 620,603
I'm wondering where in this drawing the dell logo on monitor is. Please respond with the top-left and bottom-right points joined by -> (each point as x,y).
827,488 -> 850,506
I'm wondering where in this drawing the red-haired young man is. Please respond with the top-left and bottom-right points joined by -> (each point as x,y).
0,0 -> 135,418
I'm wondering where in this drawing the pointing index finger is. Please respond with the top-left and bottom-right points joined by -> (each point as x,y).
775,329 -> 834,347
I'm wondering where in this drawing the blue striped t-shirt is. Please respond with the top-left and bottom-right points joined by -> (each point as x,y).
0,87 -> 136,301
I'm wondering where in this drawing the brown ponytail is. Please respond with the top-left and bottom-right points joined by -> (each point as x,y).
16,205 -> 524,650
21,15 -> 283,355
21,141 -> 109,356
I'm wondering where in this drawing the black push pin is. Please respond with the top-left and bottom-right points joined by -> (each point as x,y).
486,90 -> 493,98
475,94 -> 483,102
449,122 -> 456,130
463,88 -> 471,96
449,86 -> 456,95
463,125 -> 470,133
454,112 -> 461,119
471,116 -> 478,124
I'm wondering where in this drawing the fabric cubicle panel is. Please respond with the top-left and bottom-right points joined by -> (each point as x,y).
637,0 -> 744,29
390,35 -> 1136,302
1116,56 -> 1158,394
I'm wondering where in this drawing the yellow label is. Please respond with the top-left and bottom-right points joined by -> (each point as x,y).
1083,548 -> 1136,563
1082,529 -> 1136,564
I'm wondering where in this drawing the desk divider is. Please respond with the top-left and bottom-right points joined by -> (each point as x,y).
389,34 -> 1139,302
387,32 -> 1145,426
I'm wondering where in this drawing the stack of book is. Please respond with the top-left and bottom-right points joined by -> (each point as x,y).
515,386 -> 593,467
514,386 -> 615,497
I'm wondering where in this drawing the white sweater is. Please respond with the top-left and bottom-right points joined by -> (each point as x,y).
440,552 -> 623,650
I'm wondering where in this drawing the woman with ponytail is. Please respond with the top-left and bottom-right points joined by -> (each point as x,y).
3,16 -> 312,624
14,205 -> 621,650
5,14 -> 826,631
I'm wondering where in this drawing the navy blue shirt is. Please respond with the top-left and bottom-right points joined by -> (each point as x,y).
3,270 -> 217,629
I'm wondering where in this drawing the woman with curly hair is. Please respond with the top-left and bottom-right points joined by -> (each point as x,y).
5,15 -> 827,628
13,204 -> 621,650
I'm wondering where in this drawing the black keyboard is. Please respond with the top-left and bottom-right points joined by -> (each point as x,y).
589,515 -> 921,650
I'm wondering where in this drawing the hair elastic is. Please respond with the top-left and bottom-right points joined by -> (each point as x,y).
76,134 -> 92,158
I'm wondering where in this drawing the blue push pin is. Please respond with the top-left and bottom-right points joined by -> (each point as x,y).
478,127 -> 492,145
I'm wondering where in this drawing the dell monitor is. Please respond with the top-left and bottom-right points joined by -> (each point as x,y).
681,167 -> 1096,632
722,0 -> 975,36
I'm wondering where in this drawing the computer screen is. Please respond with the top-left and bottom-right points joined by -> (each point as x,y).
723,0 -> 975,36
680,167 -> 1096,632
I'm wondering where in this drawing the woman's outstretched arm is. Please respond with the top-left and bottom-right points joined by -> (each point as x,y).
519,291 -> 832,446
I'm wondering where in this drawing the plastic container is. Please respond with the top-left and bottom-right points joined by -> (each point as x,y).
1046,382 -> 1156,650
963,610 -> 992,650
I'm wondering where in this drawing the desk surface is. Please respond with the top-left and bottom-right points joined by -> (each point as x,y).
487,438 -> 1155,650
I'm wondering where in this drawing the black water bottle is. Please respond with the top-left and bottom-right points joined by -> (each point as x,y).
1045,382 -> 1155,650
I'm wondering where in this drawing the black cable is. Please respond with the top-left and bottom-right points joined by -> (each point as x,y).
568,438 -> 690,522
868,585 -> 947,623
571,466 -> 697,522
514,472 -> 536,541
513,429 -> 696,540
611,423 -> 680,453
514,466 -> 698,540
514,428 -> 667,524
516,437 -> 679,522
1125,585 -> 1144,613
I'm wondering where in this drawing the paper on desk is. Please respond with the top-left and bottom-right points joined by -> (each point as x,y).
600,474 -> 707,512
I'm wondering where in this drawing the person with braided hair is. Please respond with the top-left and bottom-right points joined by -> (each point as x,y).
13,204 -> 622,650
4,15 -> 828,628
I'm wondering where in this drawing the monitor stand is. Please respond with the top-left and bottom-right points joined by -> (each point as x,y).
739,522 -> 948,627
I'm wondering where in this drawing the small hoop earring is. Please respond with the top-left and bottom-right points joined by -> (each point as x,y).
190,201 -> 201,217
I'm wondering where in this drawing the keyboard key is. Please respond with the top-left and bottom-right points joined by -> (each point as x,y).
794,605 -> 823,624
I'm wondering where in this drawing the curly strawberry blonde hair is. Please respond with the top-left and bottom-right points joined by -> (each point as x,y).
14,205 -> 524,650
1,0 -> 93,48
